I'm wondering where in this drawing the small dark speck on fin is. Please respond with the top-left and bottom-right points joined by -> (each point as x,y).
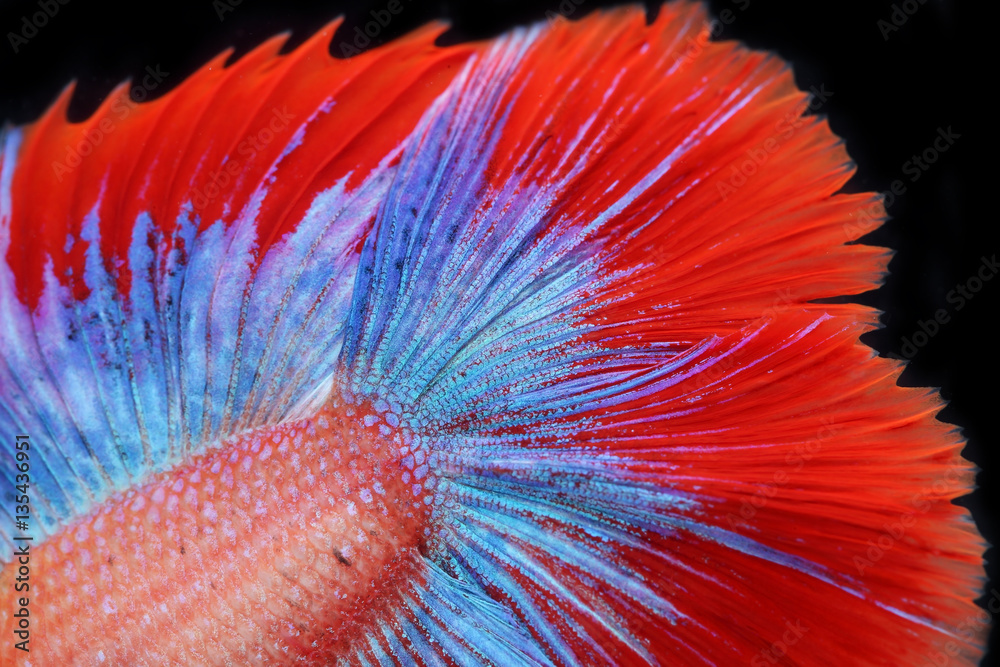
333,548 -> 352,567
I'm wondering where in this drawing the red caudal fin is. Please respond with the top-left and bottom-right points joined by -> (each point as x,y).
5,19 -> 479,308
0,3 -> 987,665
476,3 -> 889,348
332,3 -> 985,663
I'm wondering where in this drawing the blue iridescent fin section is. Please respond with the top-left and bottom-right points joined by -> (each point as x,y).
335,26 -> 710,662
354,562 -> 555,666
0,124 -> 395,559
333,12 -> 964,662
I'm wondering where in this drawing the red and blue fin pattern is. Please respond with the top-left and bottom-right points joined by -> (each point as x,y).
0,19 -> 474,545
0,2 -> 985,664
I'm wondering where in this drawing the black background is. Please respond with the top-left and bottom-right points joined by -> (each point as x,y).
0,0 -> 994,663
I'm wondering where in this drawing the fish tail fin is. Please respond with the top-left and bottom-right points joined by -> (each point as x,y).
0,21 -> 480,559
335,4 -> 984,664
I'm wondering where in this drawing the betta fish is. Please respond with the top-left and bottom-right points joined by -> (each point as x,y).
0,2 -> 987,664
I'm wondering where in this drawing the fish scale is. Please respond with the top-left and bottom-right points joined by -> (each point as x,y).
0,399 -> 430,664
